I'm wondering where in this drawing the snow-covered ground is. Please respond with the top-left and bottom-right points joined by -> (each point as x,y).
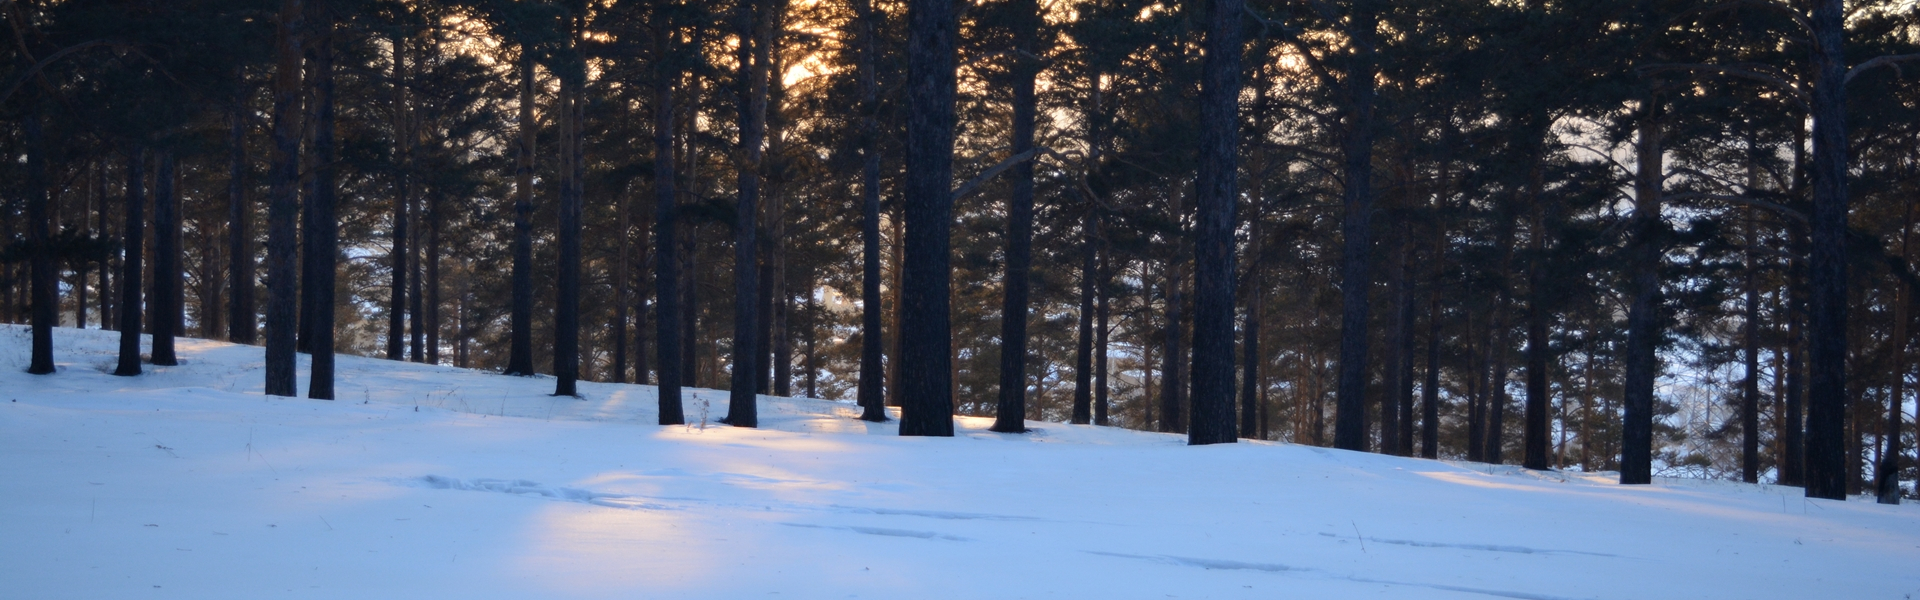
4,324 -> 1916,599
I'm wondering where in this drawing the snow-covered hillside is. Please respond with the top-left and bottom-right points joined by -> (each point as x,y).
4,324 -> 1916,599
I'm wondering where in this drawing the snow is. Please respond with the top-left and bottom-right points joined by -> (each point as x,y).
3,324 -> 1916,599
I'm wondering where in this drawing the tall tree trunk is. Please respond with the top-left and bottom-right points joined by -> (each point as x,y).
263,0 -> 305,396
725,0 -> 769,426
1876,239 -> 1908,504
1466,310 -> 1484,462
388,34 -> 411,362
613,188 -> 631,383
100,160 -> 115,333
75,160 -> 93,330
653,13 -> 684,424
151,151 -> 180,366
1741,209 -> 1763,483
505,48 -> 537,376
1242,227 -> 1264,439
1803,0 -> 1851,502
1187,0 -> 1245,446
306,3 -> 338,399
1332,0 -> 1379,452
853,0 -> 887,422
1160,228 -> 1187,434
114,144 -> 146,376
554,14 -> 585,397
1381,226 -> 1409,454
1421,266 -> 1441,458
426,190 -> 441,365
1488,299 -> 1510,464
898,0 -> 959,437
229,102 -> 255,344
25,111 -> 55,374
1095,244 -> 1113,426
1062,212 -> 1091,428
1620,97 -> 1664,485
993,0 -> 1041,433
1524,195 -> 1551,470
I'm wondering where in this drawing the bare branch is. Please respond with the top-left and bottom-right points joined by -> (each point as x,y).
1847,53 -> 1920,84
951,148 -> 1038,203
1638,63 -> 1810,111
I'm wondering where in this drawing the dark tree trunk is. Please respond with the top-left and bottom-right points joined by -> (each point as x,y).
75,161 -> 93,331
151,152 -> 180,366
504,49 -> 536,377
993,0 -> 1040,433
805,273 -> 818,398
898,0 -> 959,437
1876,209 -> 1911,503
1803,0 -> 1850,502
1487,301 -> 1510,464
114,144 -> 146,377
1095,244 -> 1112,426
1242,233 -> 1264,439
388,35 -> 411,362
653,21 -> 685,424
426,190 -> 441,365
229,102 -> 255,344
99,161 -> 115,332
1524,201 -> 1551,470
1421,272 -> 1441,459
1620,98 -> 1663,485
263,0 -> 304,397
1742,210 -> 1763,484
1187,0 -> 1245,446
1381,228 -> 1409,454
1396,265 -> 1417,455
853,0 -> 887,422
613,190 -> 631,383
26,112 -> 55,375
554,18 -> 585,397
1160,249 -> 1186,434
306,4 -> 338,399
725,0 -> 769,427
1783,276 -> 1807,486
1332,0 -> 1379,452
1063,213 -> 1090,428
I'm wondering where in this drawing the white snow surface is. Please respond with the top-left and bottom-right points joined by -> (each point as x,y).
4,324 -> 1917,599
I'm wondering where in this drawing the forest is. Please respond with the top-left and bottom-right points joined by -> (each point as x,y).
3,0 -> 1918,502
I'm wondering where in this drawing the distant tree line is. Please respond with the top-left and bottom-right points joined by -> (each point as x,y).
3,0 -> 1917,501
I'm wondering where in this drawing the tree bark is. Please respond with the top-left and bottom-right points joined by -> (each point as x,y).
1620,96 -> 1664,485
388,34 -> 411,362
1803,0 -> 1851,501
263,0 -> 304,397
653,14 -> 685,424
1524,197 -> 1551,470
1242,226 -> 1264,439
725,0 -> 769,427
151,151 -> 180,366
306,3 -> 338,399
504,48 -> 537,377
1382,225 -> 1409,454
1187,0 -> 1245,446
853,0 -> 888,422
26,111 -> 54,374
554,14 -> 585,397
1160,228 -> 1187,434
1095,243 -> 1113,426
993,0 -> 1041,433
1876,221 -> 1907,504
1332,0 -> 1379,452
114,143 -> 146,377
898,0 -> 959,437
229,99 -> 255,344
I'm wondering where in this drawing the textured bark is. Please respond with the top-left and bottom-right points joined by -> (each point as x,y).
1421,274 -> 1441,458
228,103 -> 255,344
653,21 -> 685,424
114,144 -> 146,377
1242,233 -> 1264,439
853,0 -> 887,422
993,0 -> 1040,433
724,0 -> 769,427
263,0 -> 304,397
1062,214 -> 1090,428
306,5 -> 338,399
1620,99 -> 1663,485
1187,0 -> 1244,446
1803,0 -> 1850,501
1381,229 -> 1409,454
1524,201 -> 1550,470
1160,241 -> 1187,434
504,50 -> 536,377
426,190 -> 441,365
26,112 -> 54,374
1742,210 -> 1762,484
1332,0 -> 1378,452
151,152 -> 180,366
388,35 -> 411,362
1095,244 -> 1112,426
554,18 -> 585,397
898,0 -> 958,437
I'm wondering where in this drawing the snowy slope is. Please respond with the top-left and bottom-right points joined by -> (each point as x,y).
3,324 -> 1916,599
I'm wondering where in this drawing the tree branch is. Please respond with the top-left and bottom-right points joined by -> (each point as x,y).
1847,53 -> 1920,84
951,148 -> 1038,203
